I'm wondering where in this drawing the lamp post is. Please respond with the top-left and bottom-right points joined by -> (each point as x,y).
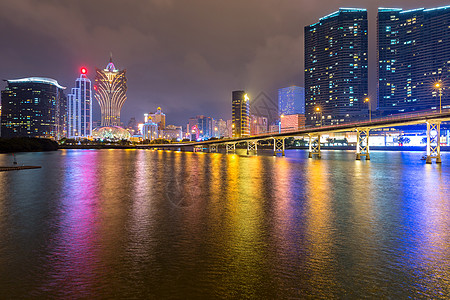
315,107 -> 322,126
435,81 -> 443,114
365,97 -> 371,122
279,114 -> 284,133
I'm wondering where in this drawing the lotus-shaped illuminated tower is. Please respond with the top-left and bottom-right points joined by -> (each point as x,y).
94,56 -> 127,127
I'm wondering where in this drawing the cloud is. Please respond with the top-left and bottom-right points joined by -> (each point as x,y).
1,0 -> 449,125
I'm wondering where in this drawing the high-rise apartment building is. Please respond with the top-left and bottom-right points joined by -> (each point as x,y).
94,57 -> 127,127
232,91 -> 250,137
67,68 -> 92,138
1,77 -> 66,139
278,86 -> 305,115
378,6 -> 450,114
305,8 -> 369,126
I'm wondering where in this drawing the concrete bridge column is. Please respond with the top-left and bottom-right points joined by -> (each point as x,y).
226,143 -> 236,154
209,144 -> 218,153
308,134 -> 321,158
193,145 -> 203,153
426,121 -> 441,164
247,141 -> 257,155
273,138 -> 285,156
356,128 -> 370,160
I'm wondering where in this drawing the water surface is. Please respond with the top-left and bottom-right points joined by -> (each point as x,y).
0,149 -> 449,298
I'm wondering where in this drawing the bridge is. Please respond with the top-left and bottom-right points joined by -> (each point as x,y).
138,110 -> 450,164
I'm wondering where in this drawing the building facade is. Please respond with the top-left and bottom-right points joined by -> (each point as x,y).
148,107 -> 166,130
280,114 -> 306,132
142,121 -> 158,141
1,77 -> 66,139
67,68 -> 92,138
232,91 -> 250,137
215,118 -> 228,138
94,57 -> 127,127
250,115 -> 268,135
377,6 -> 450,114
188,115 -> 215,140
161,125 -> 183,141
278,86 -> 305,115
305,8 -> 369,126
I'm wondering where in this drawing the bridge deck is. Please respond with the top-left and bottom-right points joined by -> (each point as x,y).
138,110 -> 450,149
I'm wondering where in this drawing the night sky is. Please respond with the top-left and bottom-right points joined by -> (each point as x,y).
1,0 -> 448,126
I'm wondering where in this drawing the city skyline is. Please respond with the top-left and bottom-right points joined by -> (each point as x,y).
1,1 -> 449,126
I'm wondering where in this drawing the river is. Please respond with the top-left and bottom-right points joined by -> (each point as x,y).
0,149 -> 449,298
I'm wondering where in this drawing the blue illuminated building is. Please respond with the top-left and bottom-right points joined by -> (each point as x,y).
305,8 -> 368,126
278,86 -> 305,115
377,6 -> 450,114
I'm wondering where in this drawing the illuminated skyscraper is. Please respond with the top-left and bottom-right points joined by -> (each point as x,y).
1,77 -> 66,139
232,91 -> 250,137
68,67 -> 92,138
94,57 -> 127,127
378,6 -> 450,114
305,8 -> 368,126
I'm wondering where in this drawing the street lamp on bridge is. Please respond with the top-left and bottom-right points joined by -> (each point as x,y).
315,106 -> 322,126
434,81 -> 443,114
364,97 -> 371,122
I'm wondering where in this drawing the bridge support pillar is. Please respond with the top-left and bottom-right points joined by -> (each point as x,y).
308,134 -> 321,158
356,128 -> 370,160
273,138 -> 285,156
193,146 -> 203,153
209,144 -> 218,153
426,121 -> 441,164
226,143 -> 236,154
247,141 -> 257,155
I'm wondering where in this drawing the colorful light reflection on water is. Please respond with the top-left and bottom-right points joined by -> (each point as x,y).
0,149 -> 449,298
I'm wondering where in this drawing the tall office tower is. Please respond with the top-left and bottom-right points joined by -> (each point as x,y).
305,8 -> 369,126
148,107 -> 166,130
278,86 -> 305,115
232,91 -> 250,137
94,57 -> 127,127
67,68 -> 92,138
378,6 -> 450,114
1,77 -> 66,139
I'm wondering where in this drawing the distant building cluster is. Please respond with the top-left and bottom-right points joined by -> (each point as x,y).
139,107 -> 183,142
0,56 -> 130,141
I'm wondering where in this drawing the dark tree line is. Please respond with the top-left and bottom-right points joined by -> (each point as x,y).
0,137 -> 58,153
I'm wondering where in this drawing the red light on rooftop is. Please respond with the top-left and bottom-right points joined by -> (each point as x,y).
81,67 -> 87,74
